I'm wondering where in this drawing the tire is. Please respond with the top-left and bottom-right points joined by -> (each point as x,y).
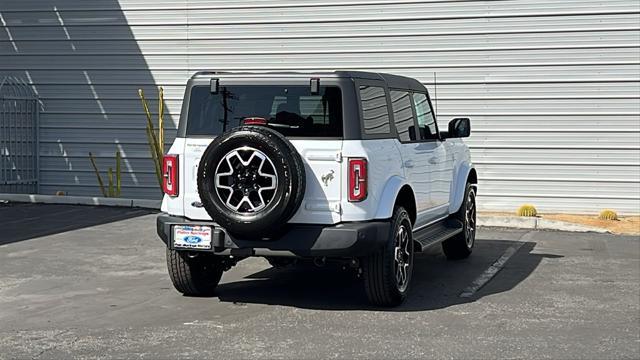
442,182 -> 476,260
197,126 -> 305,238
363,207 -> 414,307
166,248 -> 223,296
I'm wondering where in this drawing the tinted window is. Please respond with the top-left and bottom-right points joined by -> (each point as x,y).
186,85 -> 343,137
412,93 -> 438,140
359,85 -> 391,135
390,90 -> 416,142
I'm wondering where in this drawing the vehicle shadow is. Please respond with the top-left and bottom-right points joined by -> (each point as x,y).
214,238 -> 562,311
0,203 -> 154,246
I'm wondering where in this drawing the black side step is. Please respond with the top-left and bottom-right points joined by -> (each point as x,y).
413,218 -> 463,251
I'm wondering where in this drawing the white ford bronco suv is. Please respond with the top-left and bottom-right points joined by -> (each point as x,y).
157,71 -> 477,306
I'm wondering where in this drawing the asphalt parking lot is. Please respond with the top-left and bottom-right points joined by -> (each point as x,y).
0,203 -> 638,359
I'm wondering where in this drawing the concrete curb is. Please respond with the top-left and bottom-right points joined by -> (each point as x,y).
478,215 -> 610,233
0,193 -> 161,210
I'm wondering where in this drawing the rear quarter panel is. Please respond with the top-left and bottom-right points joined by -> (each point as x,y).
341,139 -> 404,222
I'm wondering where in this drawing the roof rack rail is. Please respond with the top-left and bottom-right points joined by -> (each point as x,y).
191,71 -> 231,78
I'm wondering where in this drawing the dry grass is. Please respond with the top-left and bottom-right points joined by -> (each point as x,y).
480,212 -> 640,235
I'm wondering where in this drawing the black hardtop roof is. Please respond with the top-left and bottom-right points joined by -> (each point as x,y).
191,70 -> 427,92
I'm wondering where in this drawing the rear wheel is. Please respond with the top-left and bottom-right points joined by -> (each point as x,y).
442,182 -> 476,260
363,207 -> 414,307
166,248 -> 223,296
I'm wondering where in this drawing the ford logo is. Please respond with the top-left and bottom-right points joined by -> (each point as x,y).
184,236 -> 202,244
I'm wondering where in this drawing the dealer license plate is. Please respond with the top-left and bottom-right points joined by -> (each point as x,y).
173,225 -> 212,249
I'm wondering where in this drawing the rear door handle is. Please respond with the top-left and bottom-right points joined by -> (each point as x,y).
404,160 -> 414,168
428,157 -> 438,165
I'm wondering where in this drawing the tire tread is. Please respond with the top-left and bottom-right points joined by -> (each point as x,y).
166,248 -> 223,296
363,207 -> 412,307
442,182 -> 475,260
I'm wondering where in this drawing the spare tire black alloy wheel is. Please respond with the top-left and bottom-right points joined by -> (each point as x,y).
198,126 -> 305,238
214,146 -> 277,213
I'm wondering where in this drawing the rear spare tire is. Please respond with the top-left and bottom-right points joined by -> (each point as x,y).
197,126 -> 305,238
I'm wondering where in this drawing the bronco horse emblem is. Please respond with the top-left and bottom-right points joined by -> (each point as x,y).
321,170 -> 335,187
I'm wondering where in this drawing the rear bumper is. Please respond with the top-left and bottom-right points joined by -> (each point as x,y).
156,214 -> 389,257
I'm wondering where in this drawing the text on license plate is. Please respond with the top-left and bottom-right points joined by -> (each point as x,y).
173,225 -> 212,249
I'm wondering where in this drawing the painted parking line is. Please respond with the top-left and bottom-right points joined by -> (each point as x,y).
459,231 -> 534,298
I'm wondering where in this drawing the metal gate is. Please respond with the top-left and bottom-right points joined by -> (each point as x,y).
0,76 -> 39,194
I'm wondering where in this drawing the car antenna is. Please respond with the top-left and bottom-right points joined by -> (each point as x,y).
433,72 -> 438,119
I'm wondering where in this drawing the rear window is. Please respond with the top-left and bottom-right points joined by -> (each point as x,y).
359,85 -> 391,136
186,85 -> 343,137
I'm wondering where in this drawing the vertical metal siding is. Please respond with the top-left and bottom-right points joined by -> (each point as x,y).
1,0 -> 638,213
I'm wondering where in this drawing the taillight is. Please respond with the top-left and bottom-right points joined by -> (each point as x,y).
162,154 -> 179,196
348,158 -> 367,202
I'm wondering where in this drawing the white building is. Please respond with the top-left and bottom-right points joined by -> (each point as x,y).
1,0 -> 639,214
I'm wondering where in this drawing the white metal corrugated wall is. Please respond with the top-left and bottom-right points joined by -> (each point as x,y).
1,0 -> 639,213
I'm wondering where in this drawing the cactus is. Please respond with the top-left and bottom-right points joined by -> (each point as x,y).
89,151 -> 122,198
599,209 -> 618,221
115,151 -> 121,197
517,204 -> 538,217
138,87 -> 165,190
108,167 -> 114,197
89,152 -> 107,197
158,87 -> 164,152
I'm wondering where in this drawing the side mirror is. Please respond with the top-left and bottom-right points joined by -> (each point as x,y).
444,118 -> 471,138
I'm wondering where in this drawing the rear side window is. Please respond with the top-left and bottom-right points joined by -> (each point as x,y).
186,85 -> 343,137
412,93 -> 438,140
359,85 -> 391,136
390,90 -> 415,142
